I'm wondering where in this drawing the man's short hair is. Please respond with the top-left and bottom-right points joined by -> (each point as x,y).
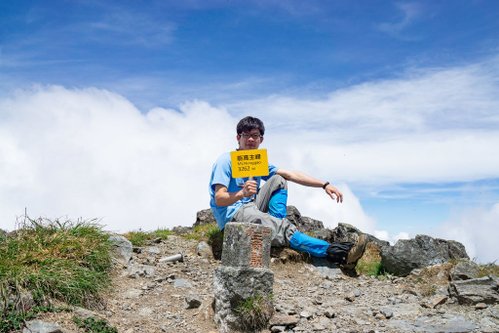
236,116 -> 265,136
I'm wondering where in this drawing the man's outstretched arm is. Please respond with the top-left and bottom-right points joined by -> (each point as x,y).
214,182 -> 257,207
276,169 -> 343,203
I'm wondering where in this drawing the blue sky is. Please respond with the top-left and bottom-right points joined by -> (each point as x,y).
1,1 -> 499,262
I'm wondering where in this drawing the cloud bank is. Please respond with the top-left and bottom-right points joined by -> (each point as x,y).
438,203 -> 499,264
0,86 -> 235,232
0,86 -> 375,234
1,57 -> 498,262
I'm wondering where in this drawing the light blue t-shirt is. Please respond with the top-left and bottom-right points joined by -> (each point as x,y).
209,152 -> 278,229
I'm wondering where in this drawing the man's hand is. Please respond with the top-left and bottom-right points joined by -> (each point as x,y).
324,184 -> 343,203
241,179 -> 257,197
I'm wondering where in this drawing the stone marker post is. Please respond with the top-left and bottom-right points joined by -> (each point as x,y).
213,222 -> 274,332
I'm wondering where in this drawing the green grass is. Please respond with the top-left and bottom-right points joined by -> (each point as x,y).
355,242 -> 385,276
357,259 -> 383,276
0,217 -> 113,333
73,316 -> 117,333
123,228 -> 172,247
234,294 -> 274,331
182,223 -> 224,259
182,223 -> 220,242
124,223 -> 222,247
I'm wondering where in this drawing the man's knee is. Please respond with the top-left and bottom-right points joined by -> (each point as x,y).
268,174 -> 288,189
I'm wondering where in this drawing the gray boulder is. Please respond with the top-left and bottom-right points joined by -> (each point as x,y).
213,267 -> 274,332
196,241 -> 213,259
185,294 -> 202,309
381,235 -> 469,276
449,276 -> 499,305
126,264 -> 156,278
388,315 -> 478,333
286,206 -> 324,233
194,208 -> 216,227
329,223 -> 389,248
22,320 -> 63,333
450,260 -> 481,281
108,234 -> 133,266
171,226 -> 192,235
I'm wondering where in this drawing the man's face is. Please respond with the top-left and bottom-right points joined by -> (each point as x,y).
237,129 -> 263,150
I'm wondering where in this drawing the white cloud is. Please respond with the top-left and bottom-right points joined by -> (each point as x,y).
377,2 -> 423,37
0,85 -> 373,234
437,203 -> 499,263
229,59 -> 499,186
0,86 -> 235,232
373,230 -> 411,245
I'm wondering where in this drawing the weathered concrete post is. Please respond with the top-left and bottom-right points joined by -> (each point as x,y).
213,222 -> 274,332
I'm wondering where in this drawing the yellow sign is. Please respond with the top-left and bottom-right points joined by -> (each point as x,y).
230,149 -> 269,178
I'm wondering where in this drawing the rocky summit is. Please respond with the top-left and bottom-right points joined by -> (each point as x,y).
22,208 -> 499,333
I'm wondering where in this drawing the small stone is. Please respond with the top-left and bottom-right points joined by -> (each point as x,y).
174,278 -> 192,288
375,313 -> 385,320
380,309 -> 393,319
123,289 -> 142,299
313,323 -> 326,331
138,307 -> 153,316
313,296 -> 324,305
22,320 -> 63,333
144,246 -> 161,255
73,306 -> 103,320
324,308 -> 336,318
475,303 -> 488,310
185,295 -> 202,309
269,314 -> 300,326
429,295 -> 448,309
270,326 -> 286,332
196,241 -> 213,258
300,311 -> 312,319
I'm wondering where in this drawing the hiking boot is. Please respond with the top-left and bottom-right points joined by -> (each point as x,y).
345,233 -> 368,267
326,241 -> 353,265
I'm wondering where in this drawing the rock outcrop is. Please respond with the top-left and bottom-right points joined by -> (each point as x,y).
194,208 -> 217,227
449,276 -> 499,305
108,234 -> 133,266
193,207 -> 471,278
381,235 -> 469,276
286,206 -> 324,233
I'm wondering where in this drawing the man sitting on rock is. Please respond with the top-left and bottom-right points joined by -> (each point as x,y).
209,116 -> 367,270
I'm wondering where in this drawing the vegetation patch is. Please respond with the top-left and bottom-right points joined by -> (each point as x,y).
0,216 -> 113,333
234,294 -> 274,331
356,242 -> 384,276
179,222 -> 224,259
123,228 -> 172,247
477,262 -> 499,278
183,222 -> 220,242
73,316 -> 118,333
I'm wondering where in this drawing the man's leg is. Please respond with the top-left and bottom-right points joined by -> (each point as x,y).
237,175 -> 367,264
232,202 -> 295,247
253,175 -> 331,257
233,203 -> 366,263
255,174 -> 288,218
